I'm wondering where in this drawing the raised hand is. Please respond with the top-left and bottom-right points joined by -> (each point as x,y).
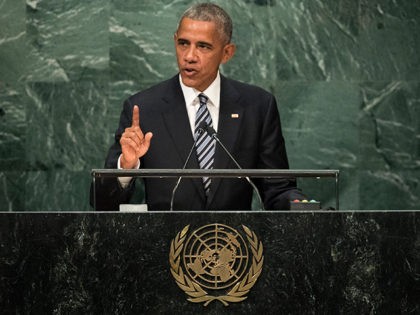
120,105 -> 153,169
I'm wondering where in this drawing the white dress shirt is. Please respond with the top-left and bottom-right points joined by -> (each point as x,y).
180,72 -> 220,134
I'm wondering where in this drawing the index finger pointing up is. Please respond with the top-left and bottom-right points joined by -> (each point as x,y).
132,105 -> 140,127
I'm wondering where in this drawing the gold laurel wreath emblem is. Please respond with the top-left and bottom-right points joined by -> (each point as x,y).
169,224 -> 264,306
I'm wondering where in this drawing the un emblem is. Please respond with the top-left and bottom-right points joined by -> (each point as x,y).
169,224 -> 264,306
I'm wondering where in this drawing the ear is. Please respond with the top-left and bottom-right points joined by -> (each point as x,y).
221,43 -> 236,64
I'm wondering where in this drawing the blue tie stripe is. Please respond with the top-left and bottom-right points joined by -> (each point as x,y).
194,93 -> 215,195
196,136 -> 212,151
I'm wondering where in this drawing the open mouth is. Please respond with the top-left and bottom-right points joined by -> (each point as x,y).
183,68 -> 198,76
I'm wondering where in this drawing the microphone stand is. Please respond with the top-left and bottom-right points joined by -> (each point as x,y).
169,124 -> 205,210
205,126 -> 265,211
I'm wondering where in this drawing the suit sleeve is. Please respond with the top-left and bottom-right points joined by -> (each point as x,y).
256,95 -> 307,209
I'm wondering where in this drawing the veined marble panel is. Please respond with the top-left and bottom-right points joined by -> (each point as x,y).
360,81 -> 420,170
25,81 -> 110,171
360,170 -> 420,210
0,85 -> 26,170
26,0 -> 110,82
0,171 -> 26,211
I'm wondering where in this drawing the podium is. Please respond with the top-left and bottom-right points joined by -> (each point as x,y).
0,211 -> 418,314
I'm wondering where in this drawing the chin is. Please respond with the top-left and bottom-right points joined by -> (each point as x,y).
181,77 -> 199,89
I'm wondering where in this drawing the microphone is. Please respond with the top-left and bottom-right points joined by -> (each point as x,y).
203,125 -> 265,211
169,121 -> 206,210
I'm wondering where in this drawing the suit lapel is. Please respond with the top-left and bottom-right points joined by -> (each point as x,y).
161,93 -> 194,165
207,76 -> 244,207
160,76 -> 206,201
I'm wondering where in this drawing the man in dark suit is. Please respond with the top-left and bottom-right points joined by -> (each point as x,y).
92,3 -> 305,211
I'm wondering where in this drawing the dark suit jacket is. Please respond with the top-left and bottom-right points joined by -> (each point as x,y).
92,74 -> 305,210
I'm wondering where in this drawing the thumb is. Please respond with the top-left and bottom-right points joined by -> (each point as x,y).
143,132 -> 153,148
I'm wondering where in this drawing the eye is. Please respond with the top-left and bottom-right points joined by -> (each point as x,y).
177,39 -> 189,47
197,43 -> 212,50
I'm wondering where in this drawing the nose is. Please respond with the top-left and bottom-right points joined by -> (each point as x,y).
184,45 -> 197,63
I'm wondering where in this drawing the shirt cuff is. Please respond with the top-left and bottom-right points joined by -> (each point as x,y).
117,155 -> 140,188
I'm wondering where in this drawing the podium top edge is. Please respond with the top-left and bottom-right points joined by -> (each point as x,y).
1,210 -> 419,214
90,169 -> 339,178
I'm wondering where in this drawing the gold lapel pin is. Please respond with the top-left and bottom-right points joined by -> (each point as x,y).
231,113 -> 239,118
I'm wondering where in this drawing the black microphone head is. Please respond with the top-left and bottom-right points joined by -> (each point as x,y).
196,121 -> 208,135
205,125 -> 216,136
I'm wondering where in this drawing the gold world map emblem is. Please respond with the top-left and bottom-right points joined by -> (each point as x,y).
169,224 -> 264,306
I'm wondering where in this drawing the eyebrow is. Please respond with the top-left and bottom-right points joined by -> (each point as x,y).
177,38 -> 189,43
197,41 -> 213,48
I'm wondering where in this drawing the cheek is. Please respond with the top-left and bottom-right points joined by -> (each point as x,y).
175,47 -> 185,59
209,57 -> 223,69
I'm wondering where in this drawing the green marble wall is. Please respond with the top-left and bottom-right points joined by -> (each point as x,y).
0,0 -> 419,210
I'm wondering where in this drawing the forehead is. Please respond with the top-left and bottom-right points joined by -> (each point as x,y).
177,18 -> 220,42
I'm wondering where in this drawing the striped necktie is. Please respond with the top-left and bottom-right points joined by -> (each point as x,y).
194,93 -> 215,196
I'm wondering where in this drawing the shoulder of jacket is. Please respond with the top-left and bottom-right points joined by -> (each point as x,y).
222,75 -> 273,97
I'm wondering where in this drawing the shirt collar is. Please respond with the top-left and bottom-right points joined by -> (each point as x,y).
179,72 -> 221,108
